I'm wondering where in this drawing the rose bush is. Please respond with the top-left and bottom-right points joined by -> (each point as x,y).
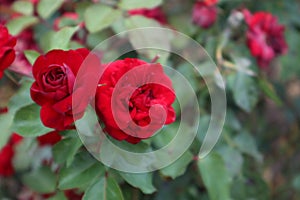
0,0 -> 298,199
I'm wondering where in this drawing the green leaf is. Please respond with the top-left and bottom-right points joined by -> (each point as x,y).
160,151 -> 193,179
6,16 -> 39,35
217,146 -> 243,178
47,192 -> 67,200
197,152 -> 232,200
125,16 -> 171,63
53,134 -> 83,167
118,0 -> 162,10
50,26 -> 79,50
11,104 -> 52,137
293,174 -> 300,191
0,113 -> 14,149
84,4 -> 122,33
8,78 -> 34,113
232,72 -> 259,112
37,0 -> 64,19
83,177 -> 124,200
22,166 -> 57,194
258,78 -> 283,106
24,50 -> 40,65
58,151 -> 105,190
234,132 -> 262,162
12,1 -> 34,16
119,172 -> 156,194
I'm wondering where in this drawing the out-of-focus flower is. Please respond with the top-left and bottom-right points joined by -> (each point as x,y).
0,25 -> 16,79
128,7 -> 168,24
243,9 -> 288,68
0,133 -> 23,177
192,0 -> 218,29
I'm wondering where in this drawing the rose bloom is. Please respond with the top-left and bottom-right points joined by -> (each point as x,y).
128,7 -> 167,24
0,25 -> 16,79
243,9 -> 288,68
30,48 -> 98,130
96,58 -> 176,144
192,0 -> 218,29
0,133 -> 23,177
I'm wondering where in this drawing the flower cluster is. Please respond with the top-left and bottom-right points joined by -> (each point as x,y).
29,50 -> 176,144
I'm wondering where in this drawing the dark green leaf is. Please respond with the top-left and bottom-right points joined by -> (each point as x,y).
160,150 -> 193,179
58,151 -> 105,190
119,172 -> 156,194
83,177 -> 124,200
232,72 -> 259,112
53,134 -> 83,167
197,152 -> 231,200
234,132 -> 262,162
258,78 -> 283,106
22,166 -> 57,194
11,104 -> 52,137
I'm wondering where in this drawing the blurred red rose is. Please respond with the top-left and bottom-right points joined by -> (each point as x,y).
0,133 -> 23,177
30,48 -> 95,130
0,107 -> 8,114
64,189 -> 83,200
96,58 -> 176,144
128,7 -> 167,24
9,29 -> 39,77
192,0 -> 218,29
243,9 -> 288,68
0,25 -> 16,79
37,131 -> 62,146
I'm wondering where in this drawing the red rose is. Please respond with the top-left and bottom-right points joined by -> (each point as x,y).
0,25 -> 16,79
128,7 -> 167,25
0,133 -> 23,177
30,48 -> 98,130
96,58 -> 176,144
37,131 -> 62,146
192,0 -> 218,29
243,9 -> 288,68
